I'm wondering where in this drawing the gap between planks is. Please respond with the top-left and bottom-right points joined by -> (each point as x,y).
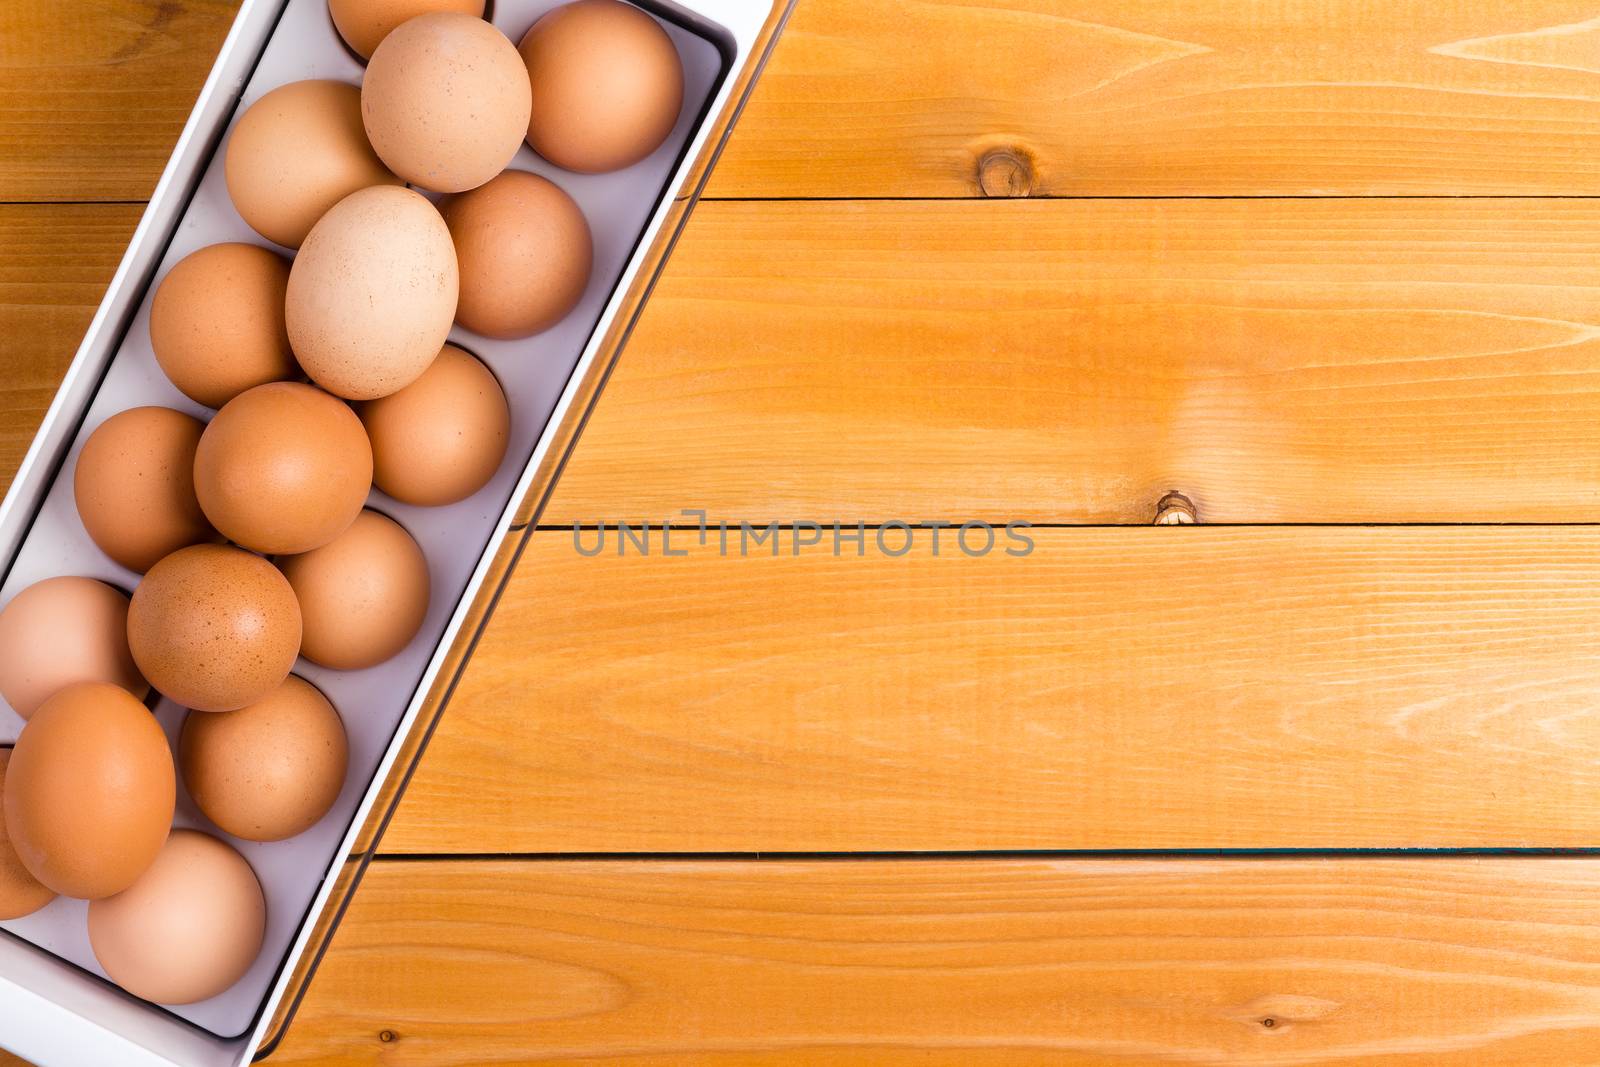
19,196 -> 1600,207
369,849 -> 1600,861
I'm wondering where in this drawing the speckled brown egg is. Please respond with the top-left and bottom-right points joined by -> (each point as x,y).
358,345 -> 508,506
74,407 -> 218,574
286,186 -> 458,400
519,0 -> 684,173
180,675 -> 347,842
0,752 -> 54,920
441,170 -> 592,339
193,382 -> 373,555
361,13 -> 531,193
0,577 -> 148,721
89,830 -> 265,1005
329,0 -> 486,59
278,510 -> 429,670
224,80 -> 402,249
127,545 -> 302,713
3,682 -> 175,900
148,244 -> 298,409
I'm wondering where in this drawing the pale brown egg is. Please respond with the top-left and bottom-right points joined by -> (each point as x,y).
148,243 -> 298,410
74,408 -> 218,574
128,545 -> 302,713
441,171 -> 592,339
88,830 -> 265,1005
0,577 -> 148,721
224,80 -> 402,249
180,676 -> 347,842
0,752 -> 54,921
361,13 -> 531,192
358,345 -> 509,506
286,186 -> 458,400
193,382 -> 373,555
3,683 -> 174,900
278,510 -> 429,670
328,0 -> 486,59
519,0 -> 684,173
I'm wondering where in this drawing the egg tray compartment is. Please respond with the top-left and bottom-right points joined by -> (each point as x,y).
0,0 -> 726,1043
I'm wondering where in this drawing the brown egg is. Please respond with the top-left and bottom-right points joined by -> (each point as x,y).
224,80 -> 402,249
328,0 -> 486,59
89,830 -> 265,1005
0,752 -> 54,920
358,345 -> 509,506
3,683 -> 175,900
286,186 -> 458,400
193,383 -> 373,555
362,13 -> 531,192
519,0 -> 684,173
441,171 -> 592,339
278,511 -> 430,670
128,545 -> 302,713
74,408 -> 218,573
0,577 -> 148,721
148,244 -> 298,409
180,676 -> 347,842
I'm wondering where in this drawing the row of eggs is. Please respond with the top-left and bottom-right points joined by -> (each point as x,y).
0,0 -> 688,1008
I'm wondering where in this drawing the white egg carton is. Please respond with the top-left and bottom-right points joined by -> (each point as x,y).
0,1 -> 793,1064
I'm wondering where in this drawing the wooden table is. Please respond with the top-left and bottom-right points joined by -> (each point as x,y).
7,1 -> 1600,1062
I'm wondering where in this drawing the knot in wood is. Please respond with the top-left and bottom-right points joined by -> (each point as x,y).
1153,491 -> 1198,525
977,148 -> 1035,198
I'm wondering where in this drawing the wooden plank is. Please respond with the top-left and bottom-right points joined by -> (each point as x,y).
0,205 -> 137,494
384,526 -> 1600,854
711,0 -> 1600,199
15,199 -> 1600,525
13,197 -> 1600,526
13,1 -> 1600,201
544,197 -> 1600,525
0,1 -> 237,202
259,857 -> 1600,1065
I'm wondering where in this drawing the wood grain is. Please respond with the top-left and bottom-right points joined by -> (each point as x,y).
383,526 -> 1600,854
10,3 -> 1600,1065
259,857 -> 1600,1065
0,0 -> 237,202
712,0 -> 1600,198
12,1 -> 1600,200
21,200 -> 1600,525
0,205 -> 137,494
543,197 -> 1600,525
